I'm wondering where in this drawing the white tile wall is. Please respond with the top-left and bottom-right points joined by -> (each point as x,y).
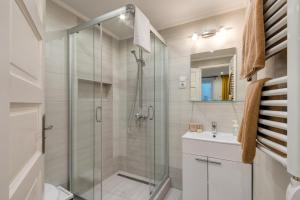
159,9 -> 246,189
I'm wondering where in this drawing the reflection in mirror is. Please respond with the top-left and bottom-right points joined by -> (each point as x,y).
190,48 -> 237,102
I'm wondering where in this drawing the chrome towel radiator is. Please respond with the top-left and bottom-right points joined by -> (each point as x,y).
254,0 -> 300,199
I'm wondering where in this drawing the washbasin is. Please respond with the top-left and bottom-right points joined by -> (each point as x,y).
182,131 -> 242,162
183,131 -> 239,145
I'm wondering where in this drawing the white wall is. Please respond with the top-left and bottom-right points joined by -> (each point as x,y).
160,8 -> 291,195
160,9 -> 246,189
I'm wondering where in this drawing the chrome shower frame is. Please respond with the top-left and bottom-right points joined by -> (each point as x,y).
67,4 -> 169,200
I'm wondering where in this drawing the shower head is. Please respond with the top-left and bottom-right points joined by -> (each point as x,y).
131,49 -> 145,67
131,49 -> 138,62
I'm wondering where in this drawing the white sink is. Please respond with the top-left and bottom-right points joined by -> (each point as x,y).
182,131 -> 242,162
182,131 -> 239,145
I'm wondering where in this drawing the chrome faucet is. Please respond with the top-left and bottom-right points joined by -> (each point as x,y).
211,121 -> 217,137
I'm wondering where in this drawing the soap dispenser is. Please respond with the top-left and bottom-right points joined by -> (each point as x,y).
232,120 -> 239,136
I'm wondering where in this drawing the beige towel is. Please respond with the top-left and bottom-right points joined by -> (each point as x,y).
238,78 -> 270,164
240,0 -> 265,80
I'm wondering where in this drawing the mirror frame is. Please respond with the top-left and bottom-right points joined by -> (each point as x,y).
189,47 -> 238,103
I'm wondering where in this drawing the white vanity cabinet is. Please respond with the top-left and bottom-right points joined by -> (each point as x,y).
182,132 -> 252,200
183,154 -> 208,200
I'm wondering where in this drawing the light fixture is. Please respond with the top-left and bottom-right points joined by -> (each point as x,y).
201,29 -> 217,38
192,32 -> 199,41
119,14 -> 126,20
191,26 -> 232,41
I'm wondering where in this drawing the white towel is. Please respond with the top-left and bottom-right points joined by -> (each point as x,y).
134,7 -> 151,53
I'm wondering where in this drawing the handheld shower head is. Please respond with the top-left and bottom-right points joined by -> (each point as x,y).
131,49 -> 145,67
131,50 -> 138,62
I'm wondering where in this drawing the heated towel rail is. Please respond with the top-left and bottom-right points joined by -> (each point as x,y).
255,0 -> 289,167
255,0 -> 300,198
264,0 -> 287,58
257,76 -> 288,167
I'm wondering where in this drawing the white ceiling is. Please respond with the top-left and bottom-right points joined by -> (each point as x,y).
60,0 -> 247,30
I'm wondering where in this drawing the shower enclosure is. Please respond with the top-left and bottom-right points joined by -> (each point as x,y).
68,5 -> 168,200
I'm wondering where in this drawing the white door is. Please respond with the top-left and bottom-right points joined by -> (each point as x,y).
208,158 -> 252,200
8,0 -> 45,199
183,154 -> 208,200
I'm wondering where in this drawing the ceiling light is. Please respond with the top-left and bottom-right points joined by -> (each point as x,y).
119,14 -> 126,20
192,33 -> 199,41
220,72 -> 224,75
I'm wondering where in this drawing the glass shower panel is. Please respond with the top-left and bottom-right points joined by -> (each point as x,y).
70,25 -> 101,200
144,34 -> 156,195
154,37 -> 168,188
69,7 -> 168,200
94,24 -> 103,200
100,15 -> 155,200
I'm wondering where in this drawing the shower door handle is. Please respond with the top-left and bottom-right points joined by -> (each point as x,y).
148,105 -> 154,120
96,106 -> 102,122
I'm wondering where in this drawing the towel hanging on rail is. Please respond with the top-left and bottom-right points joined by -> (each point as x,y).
133,6 -> 151,53
238,78 -> 270,164
240,0 -> 266,81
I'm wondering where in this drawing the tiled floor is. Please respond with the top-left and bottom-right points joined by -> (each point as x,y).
81,174 -> 150,200
102,174 -> 150,200
164,188 -> 182,200
80,174 -> 182,200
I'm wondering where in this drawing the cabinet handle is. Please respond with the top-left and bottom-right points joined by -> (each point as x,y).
195,158 -> 207,163
208,160 -> 222,165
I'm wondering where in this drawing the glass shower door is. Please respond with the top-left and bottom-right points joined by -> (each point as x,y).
153,36 -> 168,189
69,11 -> 168,200
70,25 -> 102,200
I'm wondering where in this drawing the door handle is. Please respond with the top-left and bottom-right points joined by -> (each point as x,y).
44,125 -> 54,131
42,115 -> 54,154
96,106 -> 102,122
195,158 -> 207,163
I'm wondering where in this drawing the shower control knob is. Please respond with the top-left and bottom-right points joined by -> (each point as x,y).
135,112 -> 143,120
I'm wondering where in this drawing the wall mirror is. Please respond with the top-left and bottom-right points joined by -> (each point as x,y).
190,48 -> 237,102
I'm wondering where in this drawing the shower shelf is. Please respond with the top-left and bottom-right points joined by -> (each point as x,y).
77,77 -> 112,85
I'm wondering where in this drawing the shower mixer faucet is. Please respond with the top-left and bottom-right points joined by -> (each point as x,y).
135,112 -> 146,120
134,106 -> 154,121
211,121 -> 217,137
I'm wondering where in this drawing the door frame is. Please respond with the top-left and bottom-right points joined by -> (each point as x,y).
0,0 -> 10,199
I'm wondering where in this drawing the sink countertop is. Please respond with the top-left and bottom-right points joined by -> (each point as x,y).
182,131 -> 240,145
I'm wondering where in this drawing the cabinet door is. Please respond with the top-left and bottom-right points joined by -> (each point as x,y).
183,154 -> 208,200
208,158 -> 252,200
